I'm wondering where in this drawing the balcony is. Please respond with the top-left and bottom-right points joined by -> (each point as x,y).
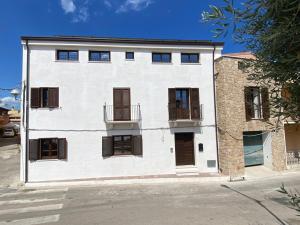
104,104 -> 141,128
168,104 -> 203,127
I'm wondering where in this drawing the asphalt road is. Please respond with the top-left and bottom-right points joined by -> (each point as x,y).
0,174 -> 300,225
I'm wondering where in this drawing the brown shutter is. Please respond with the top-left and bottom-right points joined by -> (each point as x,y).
113,89 -> 131,121
168,88 -> 176,120
48,88 -> 59,108
102,136 -> 113,157
122,89 -> 131,120
31,88 -> 40,108
58,138 -> 67,160
244,87 -> 254,121
190,88 -> 200,120
29,139 -> 40,160
261,88 -> 270,120
133,135 -> 143,156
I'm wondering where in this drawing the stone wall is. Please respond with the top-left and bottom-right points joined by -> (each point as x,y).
215,57 -> 287,177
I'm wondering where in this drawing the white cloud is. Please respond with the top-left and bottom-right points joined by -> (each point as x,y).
60,0 -> 76,13
72,6 -> 89,22
104,0 -> 112,8
0,96 -> 18,108
116,0 -> 153,13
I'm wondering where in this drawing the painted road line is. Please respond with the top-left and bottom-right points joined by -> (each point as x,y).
0,214 -> 60,225
0,204 -> 63,216
0,188 -> 68,198
0,196 -> 64,206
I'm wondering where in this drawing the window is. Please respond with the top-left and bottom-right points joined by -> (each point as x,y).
89,51 -> 110,62
168,88 -> 200,120
126,52 -> 134,60
181,53 -> 199,63
113,135 -> 132,155
102,135 -> 143,157
152,53 -> 171,63
56,50 -> 78,61
40,138 -> 58,159
29,138 -> 67,160
31,88 -> 59,108
244,87 -> 270,120
176,89 -> 189,110
238,61 -> 246,70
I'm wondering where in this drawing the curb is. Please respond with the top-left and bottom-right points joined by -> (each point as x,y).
24,176 -> 230,188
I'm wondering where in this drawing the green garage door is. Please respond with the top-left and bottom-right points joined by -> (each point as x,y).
243,131 -> 264,167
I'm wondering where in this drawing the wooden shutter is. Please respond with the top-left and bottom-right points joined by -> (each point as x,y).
261,88 -> 270,120
102,136 -> 113,157
29,139 -> 40,160
113,89 -> 131,121
58,138 -> 67,160
31,88 -> 40,108
244,87 -> 254,121
133,135 -> 143,156
48,88 -> 59,108
168,88 -> 176,120
190,88 -> 200,120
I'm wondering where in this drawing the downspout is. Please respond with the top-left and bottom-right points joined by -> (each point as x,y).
25,40 -> 30,183
212,45 -> 220,172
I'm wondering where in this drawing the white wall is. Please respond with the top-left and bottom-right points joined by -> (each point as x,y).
21,41 -> 220,182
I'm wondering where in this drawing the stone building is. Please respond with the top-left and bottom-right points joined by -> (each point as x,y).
214,52 -> 295,178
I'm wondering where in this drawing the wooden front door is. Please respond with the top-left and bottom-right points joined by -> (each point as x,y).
175,133 -> 195,166
113,88 -> 131,121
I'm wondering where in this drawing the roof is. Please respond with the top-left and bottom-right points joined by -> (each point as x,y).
222,52 -> 256,60
21,36 -> 224,47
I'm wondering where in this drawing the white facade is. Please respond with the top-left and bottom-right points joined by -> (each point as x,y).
20,37 -> 223,182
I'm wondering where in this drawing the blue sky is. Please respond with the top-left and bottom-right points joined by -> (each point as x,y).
0,0 -> 244,109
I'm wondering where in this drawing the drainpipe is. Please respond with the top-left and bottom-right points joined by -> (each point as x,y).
25,40 -> 30,183
212,45 -> 220,172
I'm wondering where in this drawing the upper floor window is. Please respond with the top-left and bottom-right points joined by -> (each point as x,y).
152,53 -> 171,63
181,53 -> 199,63
31,87 -> 59,108
89,51 -> 110,62
244,87 -> 270,120
56,50 -> 78,61
168,88 -> 201,120
126,52 -> 134,60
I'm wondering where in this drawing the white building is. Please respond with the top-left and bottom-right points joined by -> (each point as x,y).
20,36 -> 223,182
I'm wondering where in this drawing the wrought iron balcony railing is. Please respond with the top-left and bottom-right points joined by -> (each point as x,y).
104,104 -> 141,123
168,104 -> 203,121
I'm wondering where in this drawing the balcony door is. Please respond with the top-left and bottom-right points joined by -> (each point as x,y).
113,88 -> 131,121
175,89 -> 190,119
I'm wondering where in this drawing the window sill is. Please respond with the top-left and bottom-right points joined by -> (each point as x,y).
125,59 -> 135,61
181,63 -> 201,65
54,60 -> 79,63
88,61 -> 111,63
31,159 -> 66,162
152,62 -> 173,65
31,107 -> 60,110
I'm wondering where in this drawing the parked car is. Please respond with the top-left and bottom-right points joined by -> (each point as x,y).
3,128 -> 15,137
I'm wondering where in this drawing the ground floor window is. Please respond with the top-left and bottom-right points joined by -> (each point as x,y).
113,135 -> 132,155
29,138 -> 67,161
102,135 -> 143,157
40,138 -> 58,159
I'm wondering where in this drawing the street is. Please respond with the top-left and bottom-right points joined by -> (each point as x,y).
0,138 -> 300,225
0,174 -> 299,225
